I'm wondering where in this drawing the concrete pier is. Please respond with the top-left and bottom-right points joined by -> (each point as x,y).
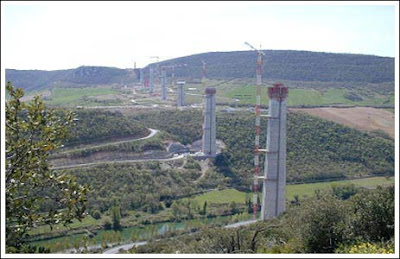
261,83 -> 288,220
177,81 -> 185,107
161,68 -> 167,100
149,68 -> 154,93
139,69 -> 144,86
202,87 -> 216,157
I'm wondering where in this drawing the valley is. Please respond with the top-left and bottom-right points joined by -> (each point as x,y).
17,106 -> 393,253
5,49 -> 395,254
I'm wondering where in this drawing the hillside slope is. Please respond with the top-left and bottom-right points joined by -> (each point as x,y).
6,50 -> 394,94
5,66 -> 137,92
152,50 -> 394,83
131,109 -> 394,186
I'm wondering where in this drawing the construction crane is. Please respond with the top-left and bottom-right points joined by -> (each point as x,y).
150,56 -> 161,86
161,64 -> 187,87
150,56 -> 160,62
245,41 -> 266,220
245,42 -> 266,56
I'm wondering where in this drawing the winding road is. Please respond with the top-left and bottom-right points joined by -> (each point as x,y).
51,128 -> 174,170
52,154 -> 185,170
58,128 -> 159,155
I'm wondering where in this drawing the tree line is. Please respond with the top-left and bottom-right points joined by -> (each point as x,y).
133,184 -> 394,254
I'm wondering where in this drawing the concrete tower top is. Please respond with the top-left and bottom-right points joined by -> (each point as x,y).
268,83 -> 288,100
205,87 -> 216,95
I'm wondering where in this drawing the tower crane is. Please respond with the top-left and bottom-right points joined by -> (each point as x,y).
160,64 -> 187,87
245,42 -> 266,56
150,56 -> 160,62
245,41 -> 266,220
150,56 -> 161,85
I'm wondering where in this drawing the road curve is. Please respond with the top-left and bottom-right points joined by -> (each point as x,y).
58,128 -> 159,155
102,241 -> 148,254
52,154 -> 185,170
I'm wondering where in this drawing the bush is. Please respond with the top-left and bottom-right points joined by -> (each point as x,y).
300,194 -> 349,253
331,184 -> 359,200
350,185 -> 394,242
103,219 -> 112,230
336,241 -> 394,254
92,210 -> 102,220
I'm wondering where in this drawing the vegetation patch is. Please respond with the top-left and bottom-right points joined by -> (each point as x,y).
46,86 -> 121,107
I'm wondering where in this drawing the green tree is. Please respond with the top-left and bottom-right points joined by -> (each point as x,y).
92,210 -> 102,220
171,201 -> 180,220
331,184 -> 359,200
246,197 -> 252,213
111,205 -> 122,231
201,201 -> 208,216
229,201 -> 238,214
300,193 -> 349,253
290,195 -> 300,207
350,185 -> 394,242
5,82 -> 88,252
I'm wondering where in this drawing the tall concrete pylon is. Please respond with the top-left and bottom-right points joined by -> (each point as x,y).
149,67 -> 154,93
261,83 -> 288,220
139,69 -> 144,86
177,81 -> 185,107
202,87 -> 216,157
161,68 -> 167,100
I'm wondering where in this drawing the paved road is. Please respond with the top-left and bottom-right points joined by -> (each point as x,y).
102,241 -> 148,254
58,128 -> 159,155
224,219 -> 258,228
52,154 -> 185,170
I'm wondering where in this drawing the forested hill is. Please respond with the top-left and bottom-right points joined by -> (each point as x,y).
152,50 -> 394,83
5,66 -> 137,92
6,50 -> 394,92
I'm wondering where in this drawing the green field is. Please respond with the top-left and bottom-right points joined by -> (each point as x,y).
184,176 -> 395,206
223,82 -> 394,107
45,86 -> 121,107
182,79 -> 393,107
225,86 -> 354,106
286,176 -> 394,200
184,189 -> 249,205
28,215 -> 100,236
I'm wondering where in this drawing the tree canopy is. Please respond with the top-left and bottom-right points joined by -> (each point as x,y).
5,82 -> 88,252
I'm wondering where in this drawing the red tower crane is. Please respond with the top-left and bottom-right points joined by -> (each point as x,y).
245,41 -> 266,220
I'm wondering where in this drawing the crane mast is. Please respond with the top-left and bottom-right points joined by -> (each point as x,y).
245,41 -> 266,220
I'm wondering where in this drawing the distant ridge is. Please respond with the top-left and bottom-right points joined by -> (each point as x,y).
5,50 -> 394,92
152,50 -> 394,83
5,66 -> 137,92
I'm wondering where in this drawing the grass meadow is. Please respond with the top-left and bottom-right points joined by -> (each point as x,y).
183,176 -> 395,206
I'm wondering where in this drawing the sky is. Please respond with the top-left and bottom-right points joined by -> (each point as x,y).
1,1 -> 398,70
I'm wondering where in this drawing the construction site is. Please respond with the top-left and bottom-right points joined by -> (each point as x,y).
4,2 -> 396,255
9,42 -> 395,255
120,42 -> 289,221
46,42 -> 289,225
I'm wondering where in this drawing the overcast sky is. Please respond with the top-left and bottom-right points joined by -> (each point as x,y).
1,1 -> 398,70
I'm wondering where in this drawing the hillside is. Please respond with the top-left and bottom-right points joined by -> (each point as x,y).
5,50 -> 394,94
35,108 -> 393,224
5,66 -> 137,92
130,109 -> 394,186
151,50 -> 394,83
